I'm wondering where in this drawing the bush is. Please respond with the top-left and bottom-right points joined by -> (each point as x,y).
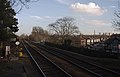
45,42 -> 118,59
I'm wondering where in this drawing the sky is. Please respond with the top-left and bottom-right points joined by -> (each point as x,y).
16,0 -> 119,35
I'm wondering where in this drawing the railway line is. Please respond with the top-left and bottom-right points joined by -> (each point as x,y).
32,42 -> 120,77
22,41 -> 72,77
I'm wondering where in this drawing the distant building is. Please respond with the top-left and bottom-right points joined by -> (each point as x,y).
104,34 -> 120,53
46,33 -> 110,47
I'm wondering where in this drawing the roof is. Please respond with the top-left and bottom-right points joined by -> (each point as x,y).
104,34 -> 120,44
110,34 -> 120,38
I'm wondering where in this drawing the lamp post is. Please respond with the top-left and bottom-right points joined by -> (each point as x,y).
15,41 -> 20,57
0,20 -> 3,49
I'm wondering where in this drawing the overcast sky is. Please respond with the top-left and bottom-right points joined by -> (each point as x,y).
16,0 -> 119,35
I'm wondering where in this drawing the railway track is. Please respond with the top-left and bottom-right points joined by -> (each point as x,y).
32,42 -> 120,77
22,41 -> 72,77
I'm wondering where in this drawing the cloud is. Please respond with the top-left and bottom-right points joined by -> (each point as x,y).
111,5 -> 116,8
84,19 -> 109,26
55,0 -> 69,5
30,15 -> 62,20
44,16 -> 51,19
71,2 -> 106,15
108,0 -> 116,1
30,16 -> 43,19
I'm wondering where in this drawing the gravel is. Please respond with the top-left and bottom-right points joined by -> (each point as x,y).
0,49 -> 41,77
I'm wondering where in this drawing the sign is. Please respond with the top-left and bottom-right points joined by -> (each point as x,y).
5,46 -> 10,57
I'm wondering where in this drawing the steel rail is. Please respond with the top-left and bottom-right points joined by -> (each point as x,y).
24,41 -> 72,77
33,43 -> 120,77
43,44 -> 120,75
22,42 -> 46,77
33,43 -> 102,77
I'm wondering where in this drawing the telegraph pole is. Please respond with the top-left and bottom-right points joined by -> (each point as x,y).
93,30 -> 95,43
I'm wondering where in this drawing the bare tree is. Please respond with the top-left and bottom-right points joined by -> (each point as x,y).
112,1 -> 120,30
31,26 -> 48,41
32,26 -> 44,35
48,17 -> 80,43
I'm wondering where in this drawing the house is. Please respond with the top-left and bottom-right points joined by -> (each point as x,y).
104,34 -> 120,53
